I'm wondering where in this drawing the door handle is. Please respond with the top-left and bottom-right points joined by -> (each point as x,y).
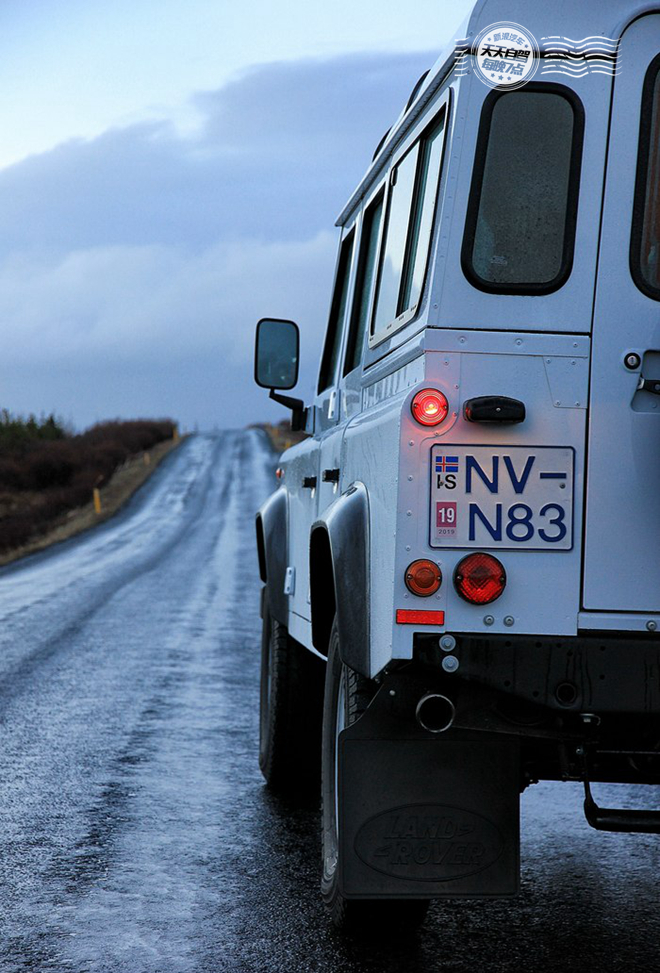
302,476 -> 317,489
637,377 -> 660,396
464,395 -> 526,423
322,468 -> 340,483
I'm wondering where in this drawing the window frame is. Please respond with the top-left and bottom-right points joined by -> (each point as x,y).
317,227 -> 356,395
343,186 -> 386,377
630,52 -> 660,301
368,88 -> 451,350
461,82 -> 585,296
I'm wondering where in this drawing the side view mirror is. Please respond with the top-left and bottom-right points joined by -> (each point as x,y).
254,318 -> 300,390
254,318 -> 307,432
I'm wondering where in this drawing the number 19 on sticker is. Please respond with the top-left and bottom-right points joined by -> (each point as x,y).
436,502 -> 457,537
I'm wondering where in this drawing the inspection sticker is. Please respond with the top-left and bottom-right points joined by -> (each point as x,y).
436,502 -> 457,538
430,445 -> 574,550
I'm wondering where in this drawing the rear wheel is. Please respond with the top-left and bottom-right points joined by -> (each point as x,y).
320,619 -> 430,932
259,591 -> 325,796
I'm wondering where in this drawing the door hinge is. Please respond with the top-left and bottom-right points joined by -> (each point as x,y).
284,566 -> 296,596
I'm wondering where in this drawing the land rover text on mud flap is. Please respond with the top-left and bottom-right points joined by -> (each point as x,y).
254,0 -> 660,931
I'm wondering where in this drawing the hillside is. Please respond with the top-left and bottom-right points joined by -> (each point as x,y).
0,413 -> 179,562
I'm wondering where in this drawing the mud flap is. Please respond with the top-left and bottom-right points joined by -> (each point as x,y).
338,675 -> 520,899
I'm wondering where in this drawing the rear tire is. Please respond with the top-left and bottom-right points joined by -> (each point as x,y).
321,619 -> 430,933
259,590 -> 325,797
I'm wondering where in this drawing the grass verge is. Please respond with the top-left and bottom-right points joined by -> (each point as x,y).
0,436 -> 183,567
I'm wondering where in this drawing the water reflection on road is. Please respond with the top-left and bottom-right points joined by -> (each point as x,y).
0,431 -> 657,972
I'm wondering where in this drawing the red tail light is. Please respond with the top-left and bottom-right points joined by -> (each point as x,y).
411,389 -> 448,427
405,559 -> 442,597
454,553 -> 506,605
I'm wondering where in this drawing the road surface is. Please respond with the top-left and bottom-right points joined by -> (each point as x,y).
0,430 -> 658,972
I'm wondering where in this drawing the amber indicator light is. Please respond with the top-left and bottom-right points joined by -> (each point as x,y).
405,559 -> 442,597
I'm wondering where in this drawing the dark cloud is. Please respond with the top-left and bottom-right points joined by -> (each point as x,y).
0,50 -> 434,428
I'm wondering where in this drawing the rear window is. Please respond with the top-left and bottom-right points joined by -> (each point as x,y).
462,86 -> 584,294
631,55 -> 660,299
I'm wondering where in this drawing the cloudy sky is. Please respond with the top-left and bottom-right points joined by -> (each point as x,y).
0,0 -> 474,431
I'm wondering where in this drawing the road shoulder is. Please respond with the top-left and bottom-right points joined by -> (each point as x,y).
0,437 -> 185,567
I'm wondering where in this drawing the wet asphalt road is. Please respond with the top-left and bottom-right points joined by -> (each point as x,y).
0,429 -> 659,972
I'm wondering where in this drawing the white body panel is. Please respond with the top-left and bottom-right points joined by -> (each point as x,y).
271,0 -> 660,677
583,14 -> 660,611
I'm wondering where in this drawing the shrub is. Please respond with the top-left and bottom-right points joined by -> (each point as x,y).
0,413 -> 176,554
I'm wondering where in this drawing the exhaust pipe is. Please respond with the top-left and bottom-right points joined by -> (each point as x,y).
415,693 -> 455,734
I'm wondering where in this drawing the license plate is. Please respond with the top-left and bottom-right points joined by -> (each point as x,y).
430,445 -> 574,551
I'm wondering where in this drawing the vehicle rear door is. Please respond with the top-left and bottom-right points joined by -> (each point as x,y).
583,14 -> 660,611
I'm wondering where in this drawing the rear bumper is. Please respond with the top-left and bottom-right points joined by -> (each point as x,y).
413,632 -> 660,715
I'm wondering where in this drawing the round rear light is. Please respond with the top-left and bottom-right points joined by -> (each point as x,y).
411,389 -> 448,427
454,553 -> 506,605
405,559 -> 442,597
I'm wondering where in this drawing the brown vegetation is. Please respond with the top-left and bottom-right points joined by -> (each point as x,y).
251,419 -> 308,454
0,413 -> 177,555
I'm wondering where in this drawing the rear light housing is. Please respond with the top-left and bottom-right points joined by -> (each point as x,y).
454,553 -> 506,605
405,559 -> 442,597
411,388 -> 448,427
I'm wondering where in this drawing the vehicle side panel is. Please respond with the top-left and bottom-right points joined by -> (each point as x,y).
341,396 -> 405,677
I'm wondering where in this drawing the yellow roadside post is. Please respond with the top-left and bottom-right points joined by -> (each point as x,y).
144,452 -> 151,466
93,488 -> 102,514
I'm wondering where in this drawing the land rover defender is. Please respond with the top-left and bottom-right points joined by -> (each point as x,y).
254,0 -> 660,930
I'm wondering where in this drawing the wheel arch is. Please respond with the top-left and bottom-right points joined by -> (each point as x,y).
310,482 -> 370,676
255,487 -> 288,625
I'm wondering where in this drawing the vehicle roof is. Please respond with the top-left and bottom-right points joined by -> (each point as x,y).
336,0 -> 660,227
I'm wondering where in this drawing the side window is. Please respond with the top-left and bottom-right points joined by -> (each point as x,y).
401,115 -> 446,311
318,230 -> 354,394
631,55 -> 660,299
343,192 -> 384,375
372,145 -> 420,336
462,86 -> 584,294
370,104 -> 448,343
